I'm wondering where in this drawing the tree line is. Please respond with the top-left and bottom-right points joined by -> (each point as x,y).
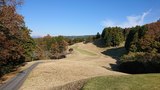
98,20 -> 160,74
0,0 -> 70,79
32,34 -> 97,60
119,21 -> 160,73
33,35 -> 68,60
0,0 -> 35,78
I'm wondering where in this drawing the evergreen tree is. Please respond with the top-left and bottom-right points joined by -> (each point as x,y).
101,27 -> 124,46
96,32 -> 101,39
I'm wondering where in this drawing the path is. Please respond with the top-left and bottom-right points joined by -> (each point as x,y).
0,62 -> 42,90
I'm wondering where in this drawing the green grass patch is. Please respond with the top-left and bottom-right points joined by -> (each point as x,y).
82,74 -> 160,90
73,46 -> 97,56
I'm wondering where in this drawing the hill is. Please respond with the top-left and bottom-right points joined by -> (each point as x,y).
19,42 -> 127,90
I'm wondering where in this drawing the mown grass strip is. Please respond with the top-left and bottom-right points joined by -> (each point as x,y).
73,46 -> 97,56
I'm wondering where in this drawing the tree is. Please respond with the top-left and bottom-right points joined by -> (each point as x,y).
101,28 -> 106,38
123,28 -> 130,40
125,22 -> 160,53
43,34 -> 53,51
96,32 -> 101,39
102,27 -> 124,46
85,36 -> 94,43
20,27 -> 36,61
34,35 -> 69,60
0,0 -> 34,78
125,26 -> 139,51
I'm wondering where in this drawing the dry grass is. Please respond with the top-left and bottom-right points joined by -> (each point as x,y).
20,43 -> 127,90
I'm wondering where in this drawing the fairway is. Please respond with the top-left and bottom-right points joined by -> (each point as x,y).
73,46 -> 97,56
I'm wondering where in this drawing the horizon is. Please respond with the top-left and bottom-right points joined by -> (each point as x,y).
18,0 -> 160,36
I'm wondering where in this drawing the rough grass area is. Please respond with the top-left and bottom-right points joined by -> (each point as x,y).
82,74 -> 160,90
53,79 -> 88,90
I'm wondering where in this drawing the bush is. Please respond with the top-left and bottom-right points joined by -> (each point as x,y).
59,54 -> 66,59
118,53 -> 160,74
69,48 -> 74,53
50,53 -> 66,59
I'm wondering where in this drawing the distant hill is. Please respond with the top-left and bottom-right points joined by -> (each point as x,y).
32,35 -> 43,38
64,35 -> 95,39
32,35 -> 95,39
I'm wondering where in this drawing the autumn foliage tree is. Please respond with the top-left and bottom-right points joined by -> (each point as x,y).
34,35 -> 68,60
0,0 -> 34,78
125,22 -> 160,53
119,21 -> 160,73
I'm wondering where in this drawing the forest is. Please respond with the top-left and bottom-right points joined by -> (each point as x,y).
120,21 -> 160,73
100,20 -> 160,74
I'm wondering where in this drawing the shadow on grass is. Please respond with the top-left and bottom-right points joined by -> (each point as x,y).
101,47 -> 127,60
93,39 -> 107,48
101,47 -> 127,71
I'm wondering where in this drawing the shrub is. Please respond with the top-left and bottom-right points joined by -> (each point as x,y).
50,54 -> 66,59
118,53 -> 160,74
69,48 -> 74,53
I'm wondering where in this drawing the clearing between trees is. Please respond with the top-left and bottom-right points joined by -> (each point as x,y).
20,42 -> 127,90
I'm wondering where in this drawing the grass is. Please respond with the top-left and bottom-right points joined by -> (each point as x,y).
54,79 -> 88,90
73,46 -> 97,56
82,74 -> 160,90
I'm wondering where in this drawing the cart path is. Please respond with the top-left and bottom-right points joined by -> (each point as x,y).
0,62 -> 42,90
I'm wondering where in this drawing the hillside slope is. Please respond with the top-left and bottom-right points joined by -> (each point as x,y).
20,43 -> 127,90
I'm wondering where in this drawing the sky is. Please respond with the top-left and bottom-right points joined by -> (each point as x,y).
18,0 -> 160,36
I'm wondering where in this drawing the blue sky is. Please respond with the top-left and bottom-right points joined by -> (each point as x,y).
18,0 -> 160,36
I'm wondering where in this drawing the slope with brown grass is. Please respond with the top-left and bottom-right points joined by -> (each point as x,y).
20,42 -> 127,90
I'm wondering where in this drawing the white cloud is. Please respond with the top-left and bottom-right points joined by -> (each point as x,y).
102,20 -> 115,27
103,10 -> 151,28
